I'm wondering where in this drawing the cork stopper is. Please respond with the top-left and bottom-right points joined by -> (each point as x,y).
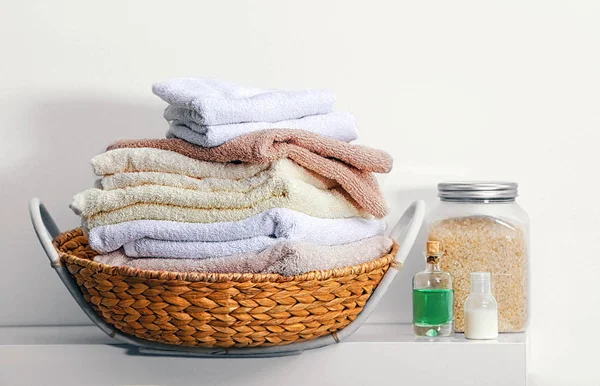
426,241 -> 441,263
427,241 -> 440,256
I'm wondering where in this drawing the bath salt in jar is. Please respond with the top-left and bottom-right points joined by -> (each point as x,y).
427,182 -> 529,333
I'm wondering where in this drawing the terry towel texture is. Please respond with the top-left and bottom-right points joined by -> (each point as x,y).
108,129 -> 392,217
94,236 -> 394,276
72,178 -> 364,219
88,207 -> 386,257
153,78 -> 336,125
166,108 -> 358,147
91,148 -> 337,192
75,178 -> 370,230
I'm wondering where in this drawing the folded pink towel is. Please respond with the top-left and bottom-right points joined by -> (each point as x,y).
108,129 -> 392,218
94,236 -> 394,277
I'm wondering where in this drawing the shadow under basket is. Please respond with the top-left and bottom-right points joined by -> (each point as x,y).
54,228 -> 399,348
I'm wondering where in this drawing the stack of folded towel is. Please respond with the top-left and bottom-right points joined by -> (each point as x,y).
70,78 -> 394,276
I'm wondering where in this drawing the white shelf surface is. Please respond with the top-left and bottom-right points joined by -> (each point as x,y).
0,324 -> 527,386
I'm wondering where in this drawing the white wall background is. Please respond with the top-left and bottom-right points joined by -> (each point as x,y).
1,0 -> 598,384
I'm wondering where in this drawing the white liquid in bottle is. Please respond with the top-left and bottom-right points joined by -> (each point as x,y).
465,309 -> 498,339
464,272 -> 498,340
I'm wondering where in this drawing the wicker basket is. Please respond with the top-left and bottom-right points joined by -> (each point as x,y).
53,228 -> 399,348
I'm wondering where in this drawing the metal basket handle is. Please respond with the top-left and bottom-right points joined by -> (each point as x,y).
29,198 -> 61,266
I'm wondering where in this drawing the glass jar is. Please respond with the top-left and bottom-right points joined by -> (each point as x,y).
427,182 -> 529,333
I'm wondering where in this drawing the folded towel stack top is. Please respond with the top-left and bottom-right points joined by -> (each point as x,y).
71,78 -> 394,276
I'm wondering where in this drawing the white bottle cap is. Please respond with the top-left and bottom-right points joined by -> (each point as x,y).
470,272 -> 491,292
471,272 -> 491,282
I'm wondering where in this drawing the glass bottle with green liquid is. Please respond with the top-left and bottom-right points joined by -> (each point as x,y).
412,241 -> 454,337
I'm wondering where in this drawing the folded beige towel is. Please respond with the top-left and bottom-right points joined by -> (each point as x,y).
108,130 -> 392,217
94,236 -> 394,276
73,176 -> 361,217
74,177 -> 369,230
92,148 -> 338,192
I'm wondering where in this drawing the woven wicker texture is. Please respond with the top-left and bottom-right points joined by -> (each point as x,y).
54,228 -> 399,348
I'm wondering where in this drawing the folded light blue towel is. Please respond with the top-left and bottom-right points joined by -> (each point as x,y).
88,207 -> 386,258
165,107 -> 358,147
153,78 -> 336,125
166,117 -> 359,148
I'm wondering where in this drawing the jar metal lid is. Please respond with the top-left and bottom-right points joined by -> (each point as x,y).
437,182 -> 518,201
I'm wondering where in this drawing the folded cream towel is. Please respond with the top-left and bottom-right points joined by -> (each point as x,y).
166,108 -> 358,147
109,130 -> 392,217
88,207 -> 385,256
92,148 -> 337,192
153,78 -> 336,125
72,179 -> 363,218
91,147 -> 268,179
73,178 -> 369,230
94,236 -> 394,276
97,171 -> 332,192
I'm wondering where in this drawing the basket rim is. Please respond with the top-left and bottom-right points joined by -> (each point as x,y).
54,228 -> 399,283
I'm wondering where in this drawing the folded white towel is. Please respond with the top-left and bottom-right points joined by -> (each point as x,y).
153,78 -> 336,125
88,208 -> 386,257
165,108 -> 358,147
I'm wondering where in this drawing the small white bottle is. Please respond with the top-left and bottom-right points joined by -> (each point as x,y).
464,272 -> 498,340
